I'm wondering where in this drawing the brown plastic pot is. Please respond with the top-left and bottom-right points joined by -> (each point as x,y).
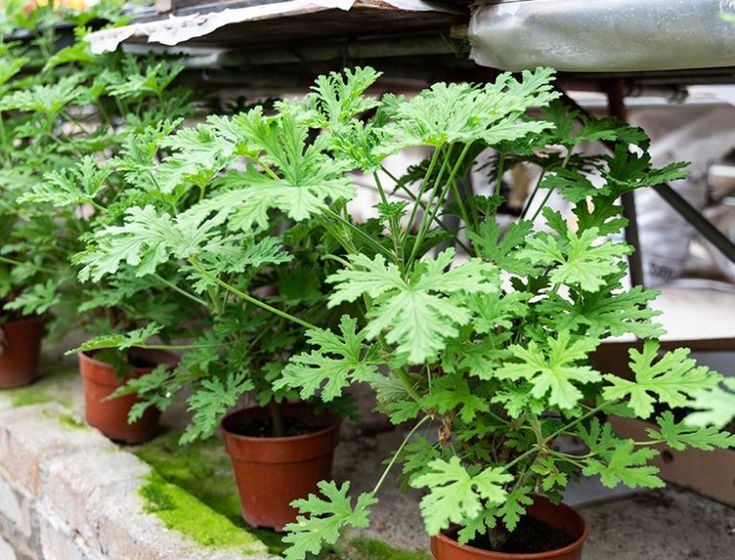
431,496 -> 589,560
0,317 -> 45,388
221,403 -> 341,531
78,348 -> 177,444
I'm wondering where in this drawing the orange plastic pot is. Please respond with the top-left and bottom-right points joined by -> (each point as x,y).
0,317 -> 45,388
78,349 -> 177,444
222,403 -> 341,531
431,497 -> 588,560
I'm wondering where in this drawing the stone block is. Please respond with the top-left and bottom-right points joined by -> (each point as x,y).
0,477 -> 32,538
39,516 -> 97,560
0,534 -> 17,560
0,405 -> 113,495
40,448 -> 149,549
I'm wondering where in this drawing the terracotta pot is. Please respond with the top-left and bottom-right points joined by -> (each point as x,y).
431,496 -> 589,560
0,317 -> 45,388
221,403 -> 341,531
78,348 -> 177,444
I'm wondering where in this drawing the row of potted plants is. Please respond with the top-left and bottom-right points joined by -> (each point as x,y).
1,2 -> 734,559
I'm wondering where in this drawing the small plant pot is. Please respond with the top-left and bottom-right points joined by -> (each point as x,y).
78,348 -> 177,444
221,403 -> 341,531
431,496 -> 589,560
0,317 -> 45,388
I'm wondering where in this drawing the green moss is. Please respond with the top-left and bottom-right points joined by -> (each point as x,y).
8,360 -> 76,408
139,471 -> 266,554
344,538 -> 432,560
133,431 -> 242,523
133,431 -> 429,559
58,413 -> 86,430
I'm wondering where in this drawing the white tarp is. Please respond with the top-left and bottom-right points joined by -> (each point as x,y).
87,0 -> 452,53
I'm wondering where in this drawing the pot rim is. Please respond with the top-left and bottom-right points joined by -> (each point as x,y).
432,499 -> 589,560
79,347 -> 178,373
221,403 -> 341,444
0,315 -> 46,328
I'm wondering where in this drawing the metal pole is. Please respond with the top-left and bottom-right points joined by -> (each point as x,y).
605,80 -> 645,287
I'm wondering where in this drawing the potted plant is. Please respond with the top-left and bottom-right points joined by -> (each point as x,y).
0,0 -> 122,387
270,68 -> 735,559
74,67 -> 734,551
59,107 -> 354,523
0,0 -> 198,441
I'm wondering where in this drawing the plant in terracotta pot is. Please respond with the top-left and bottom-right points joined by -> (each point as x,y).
247,69 -> 733,559
0,0 -> 130,387
64,111 -> 355,525
73,67 -> 735,552
1,1 -> 201,440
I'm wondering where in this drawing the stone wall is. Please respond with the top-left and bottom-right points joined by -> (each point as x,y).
0,398 -> 272,560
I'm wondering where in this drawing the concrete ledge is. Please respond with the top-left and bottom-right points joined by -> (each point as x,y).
0,366 -> 274,560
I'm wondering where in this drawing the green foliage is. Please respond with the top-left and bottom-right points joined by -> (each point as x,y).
282,482 -> 377,560
327,250 -> 499,363
411,457 -> 511,536
28,60 -> 730,557
602,341 -> 721,418
182,373 -> 255,444
275,316 -> 379,401
497,331 -> 601,409
684,377 -> 735,427
647,411 -> 735,451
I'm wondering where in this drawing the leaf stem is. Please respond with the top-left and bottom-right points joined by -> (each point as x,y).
188,257 -> 318,330
152,273 -> 209,307
371,415 -> 432,495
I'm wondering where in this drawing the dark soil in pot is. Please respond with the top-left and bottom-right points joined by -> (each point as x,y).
431,496 -> 588,560
0,317 -> 45,388
221,403 -> 341,532
78,348 -> 177,444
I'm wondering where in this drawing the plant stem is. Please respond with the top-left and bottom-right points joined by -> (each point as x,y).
519,168 -> 546,220
407,143 -> 471,268
389,175 -> 473,254
268,399 -> 285,438
153,273 -> 208,307
371,415 -> 432,495
189,257 -> 318,330
395,368 -> 422,403
402,148 -> 441,246
0,255 -> 54,274
322,208 -> 393,259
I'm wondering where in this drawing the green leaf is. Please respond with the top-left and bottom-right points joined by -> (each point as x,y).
539,283 -> 663,339
68,324 -> 162,354
327,249 -> 498,363
497,485 -> 533,531
647,411 -> 735,451
520,215 -> 631,292
684,378 -> 735,428
603,145 -> 688,198
583,440 -> 663,489
23,156 -> 112,206
421,376 -> 489,423
497,331 -> 601,409
181,373 -> 254,443
389,68 -> 559,147
602,341 -> 722,419
310,66 -> 382,127
3,279 -> 59,315
411,457 -> 511,535
77,205 -> 221,281
275,315 -> 379,402
283,482 -> 377,560
468,219 -> 535,276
